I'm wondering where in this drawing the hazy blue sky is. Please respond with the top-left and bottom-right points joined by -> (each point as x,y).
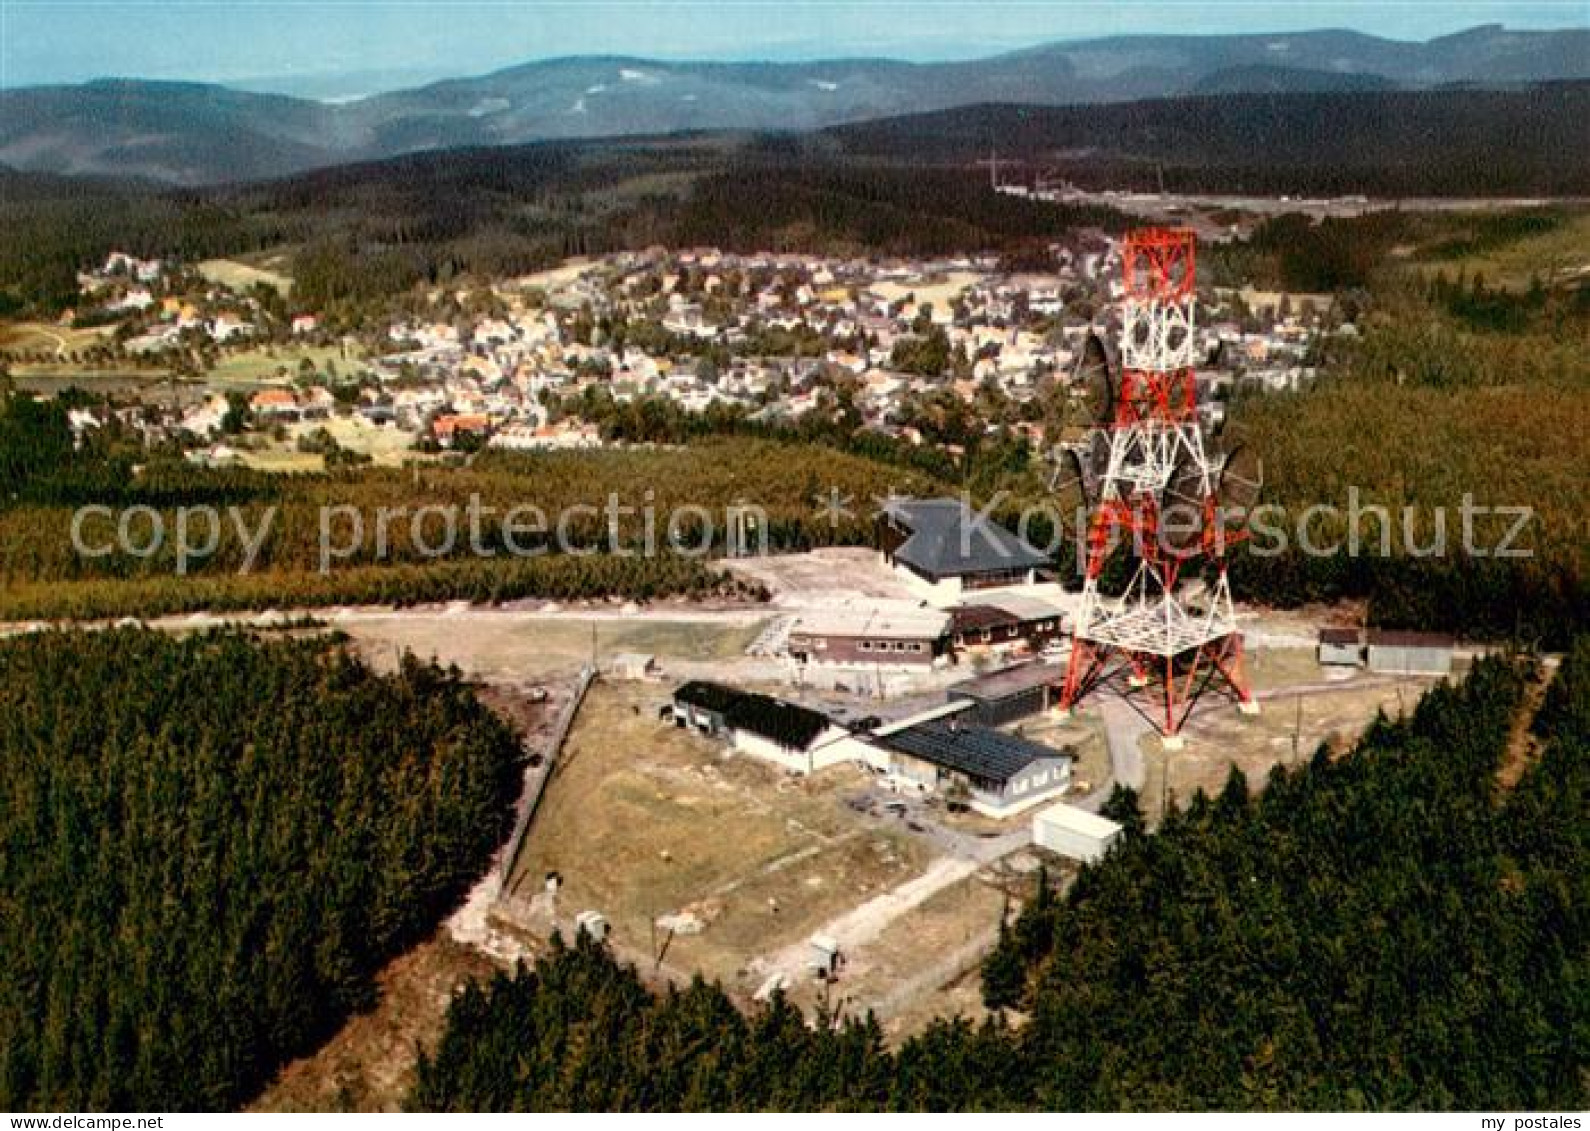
1,1 -> 1584,96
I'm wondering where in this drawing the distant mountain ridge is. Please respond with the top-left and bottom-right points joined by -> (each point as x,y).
1,24 -> 1586,184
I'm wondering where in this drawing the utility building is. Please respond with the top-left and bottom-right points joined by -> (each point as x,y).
786,602 -> 951,668
671,681 -> 857,774
946,660 -> 1067,726
1366,630 -> 1455,676
869,713 -> 1073,818
1317,627 -> 1364,668
1032,803 -> 1123,863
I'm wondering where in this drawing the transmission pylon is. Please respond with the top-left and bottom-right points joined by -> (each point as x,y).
1058,228 -> 1258,748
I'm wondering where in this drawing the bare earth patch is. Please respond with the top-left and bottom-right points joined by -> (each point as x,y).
250,936 -> 496,1112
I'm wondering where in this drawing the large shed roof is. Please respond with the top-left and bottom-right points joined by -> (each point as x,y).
876,718 -> 1071,786
947,660 -> 1067,703
674,681 -> 832,749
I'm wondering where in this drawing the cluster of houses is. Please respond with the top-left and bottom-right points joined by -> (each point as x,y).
69,252 -> 265,353
42,239 -> 1332,468
355,244 -> 1327,452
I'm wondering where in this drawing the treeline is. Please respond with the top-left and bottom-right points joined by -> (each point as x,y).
0,555 -> 739,622
410,652 -> 1588,1110
669,165 -> 1126,259
826,87 -> 1590,196
0,629 -> 526,1110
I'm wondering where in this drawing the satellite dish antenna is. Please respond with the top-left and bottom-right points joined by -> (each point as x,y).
1216,441 -> 1264,516
1072,327 -> 1117,427
1046,429 -> 1111,547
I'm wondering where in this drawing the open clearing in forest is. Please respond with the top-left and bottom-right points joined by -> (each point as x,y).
507,681 -> 932,992
197,257 -> 293,293
342,612 -> 767,684
1139,665 -> 1443,812
1405,209 -> 1590,290
251,936 -> 494,1112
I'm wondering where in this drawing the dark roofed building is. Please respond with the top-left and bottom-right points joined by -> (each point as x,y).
1318,627 -> 1364,667
671,681 -> 853,774
947,660 -> 1067,726
872,716 -> 1073,817
1366,630 -> 1455,676
949,596 -> 1065,656
879,498 -> 1051,601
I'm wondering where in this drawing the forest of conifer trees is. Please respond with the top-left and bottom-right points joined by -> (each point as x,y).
0,629 -> 526,1110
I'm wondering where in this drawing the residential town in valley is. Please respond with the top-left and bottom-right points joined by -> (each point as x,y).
23,239 -> 1325,465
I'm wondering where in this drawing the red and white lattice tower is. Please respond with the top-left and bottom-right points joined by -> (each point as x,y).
1058,228 -> 1257,748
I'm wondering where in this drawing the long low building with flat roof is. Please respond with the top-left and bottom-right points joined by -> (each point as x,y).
868,713 -> 1074,818
1366,629 -> 1455,676
670,681 -> 861,775
786,601 -> 952,668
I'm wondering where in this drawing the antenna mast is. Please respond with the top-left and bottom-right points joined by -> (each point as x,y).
1057,228 -> 1258,748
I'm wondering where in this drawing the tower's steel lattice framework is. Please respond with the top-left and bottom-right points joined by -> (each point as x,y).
1059,228 -> 1257,746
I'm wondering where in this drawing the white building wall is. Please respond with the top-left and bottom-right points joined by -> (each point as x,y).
731,725 -> 858,775
1032,803 -> 1123,862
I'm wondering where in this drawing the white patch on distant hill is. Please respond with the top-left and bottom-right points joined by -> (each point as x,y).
1266,41 -> 1292,54
467,97 -> 511,118
809,79 -> 839,92
681,93 -> 697,102
619,68 -> 659,84
570,97 -> 587,114
585,83 -> 607,95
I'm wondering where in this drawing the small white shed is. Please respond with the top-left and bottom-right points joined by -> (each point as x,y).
1032,803 -> 1123,863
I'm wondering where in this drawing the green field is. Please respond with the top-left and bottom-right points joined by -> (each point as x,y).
0,320 -> 114,358
196,257 -> 293,294
205,343 -> 364,386
1405,209 -> 1590,290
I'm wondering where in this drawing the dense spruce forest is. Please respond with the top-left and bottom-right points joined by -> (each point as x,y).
0,629 -> 525,1109
826,85 -> 1590,196
410,649 -> 1589,1111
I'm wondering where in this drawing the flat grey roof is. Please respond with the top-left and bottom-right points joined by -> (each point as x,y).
789,601 -> 950,641
1366,629 -> 1455,649
947,660 -> 1067,702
